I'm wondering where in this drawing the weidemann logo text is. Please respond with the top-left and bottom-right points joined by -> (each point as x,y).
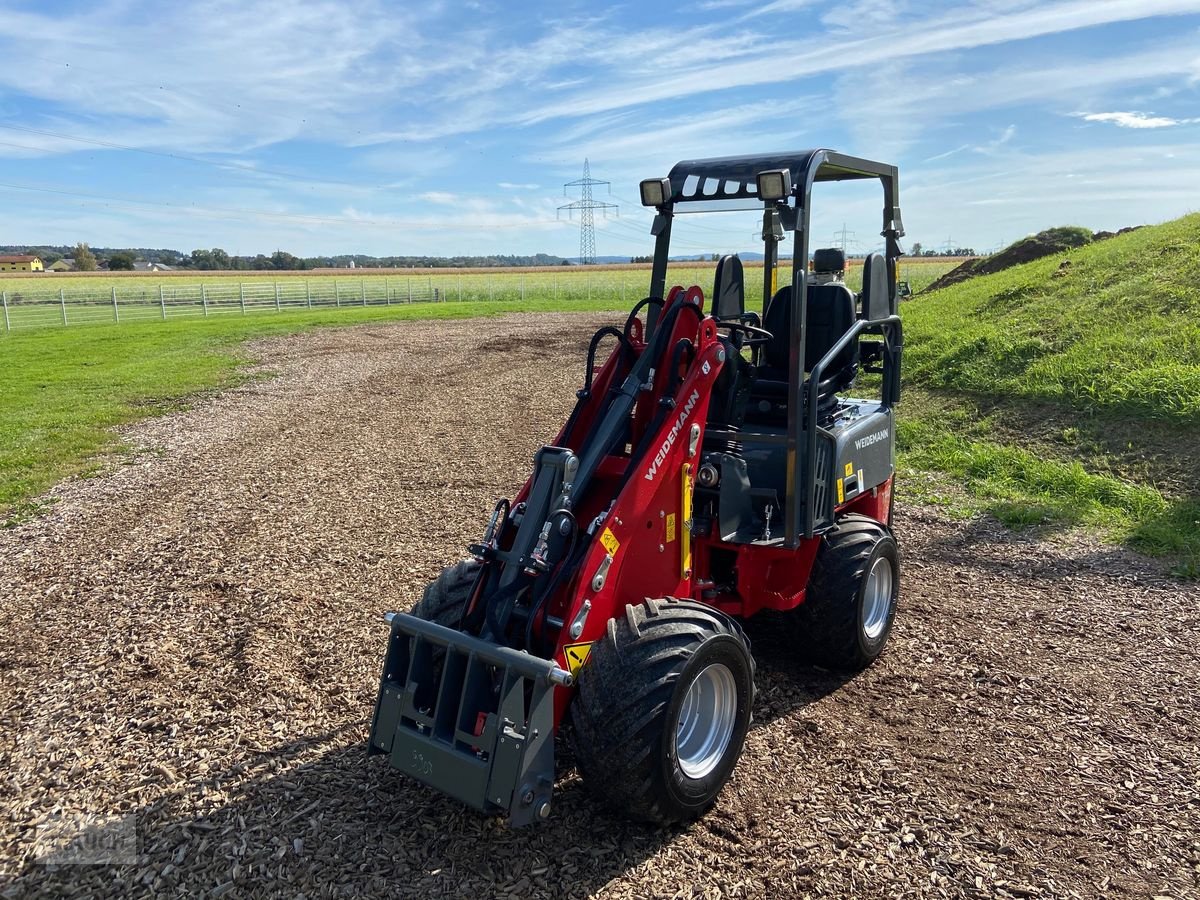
854,429 -> 889,451
645,389 -> 701,482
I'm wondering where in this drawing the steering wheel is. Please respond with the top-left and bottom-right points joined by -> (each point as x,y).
716,320 -> 773,347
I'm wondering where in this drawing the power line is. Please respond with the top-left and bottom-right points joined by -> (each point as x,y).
559,158 -> 618,264
15,52 -> 314,133
592,226 -> 720,254
0,123 -> 376,192
0,179 -> 564,232
831,222 -> 856,254
610,194 -> 745,236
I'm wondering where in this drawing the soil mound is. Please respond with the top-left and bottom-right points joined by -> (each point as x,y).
922,225 -> 1142,293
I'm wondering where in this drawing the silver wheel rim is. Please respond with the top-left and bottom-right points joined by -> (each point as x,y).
861,555 -> 894,641
675,663 -> 738,780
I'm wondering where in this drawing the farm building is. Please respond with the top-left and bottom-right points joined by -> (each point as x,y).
47,259 -> 74,272
0,255 -> 44,272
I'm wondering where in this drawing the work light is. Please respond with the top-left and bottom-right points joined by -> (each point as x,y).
639,178 -> 672,207
756,169 -> 792,201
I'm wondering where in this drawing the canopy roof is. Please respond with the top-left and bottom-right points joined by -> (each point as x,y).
666,150 -> 896,206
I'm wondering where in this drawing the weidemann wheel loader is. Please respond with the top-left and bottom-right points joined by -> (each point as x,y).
369,150 -> 905,826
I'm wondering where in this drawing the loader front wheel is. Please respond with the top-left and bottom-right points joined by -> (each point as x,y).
796,514 -> 899,670
410,560 -> 480,629
569,598 -> 755,825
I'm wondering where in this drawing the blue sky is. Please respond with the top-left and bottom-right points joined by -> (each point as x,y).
1,0 -> 1199,259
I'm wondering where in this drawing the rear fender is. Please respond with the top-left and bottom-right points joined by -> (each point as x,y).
837,474 -> 894,526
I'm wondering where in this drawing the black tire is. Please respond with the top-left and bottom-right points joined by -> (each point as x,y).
568,598 -> 756,825
796,514 -> 899,670
410,560 -> 480,629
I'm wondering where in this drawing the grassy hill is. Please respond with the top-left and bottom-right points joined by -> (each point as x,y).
898,213 -> 1200,575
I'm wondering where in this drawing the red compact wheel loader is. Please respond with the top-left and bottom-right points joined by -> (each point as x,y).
369,150 -> 905,826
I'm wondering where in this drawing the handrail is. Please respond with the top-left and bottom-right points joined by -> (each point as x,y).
802,314 -> 903,537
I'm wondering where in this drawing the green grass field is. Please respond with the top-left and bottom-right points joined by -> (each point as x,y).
0,257 -> 953,296
0,261 -> 955,520
896,213 -> 1200,575
8,237 -> 1191,577
0,259 -> 956,331
0,299 -> 622,518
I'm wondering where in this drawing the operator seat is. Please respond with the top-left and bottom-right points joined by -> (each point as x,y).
750,248 -> 859,425
711,254 -> 746,320
707,253 -> 755,432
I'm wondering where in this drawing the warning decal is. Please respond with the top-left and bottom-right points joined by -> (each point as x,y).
599,527 -> 620,557
564,642 -> 593,677
844,461 -> 854,477
665,513 -> 677,543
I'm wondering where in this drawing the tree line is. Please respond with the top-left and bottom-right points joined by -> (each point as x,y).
1,244 -> 571,270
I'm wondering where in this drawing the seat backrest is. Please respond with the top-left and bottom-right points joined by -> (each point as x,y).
761,283 -> 858,380
806,283 -> 858,383
712,254 -> 745,320
761,285 -> 792,373
860,251 -> 892,320
812,247 -> 845,275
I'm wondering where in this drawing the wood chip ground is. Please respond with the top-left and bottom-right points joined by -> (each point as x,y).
1,314 -> 1197,898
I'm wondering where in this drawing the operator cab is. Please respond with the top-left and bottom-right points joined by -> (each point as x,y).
637,150 -> 904,549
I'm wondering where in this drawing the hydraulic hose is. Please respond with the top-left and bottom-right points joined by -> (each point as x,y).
522,509 -> 579,654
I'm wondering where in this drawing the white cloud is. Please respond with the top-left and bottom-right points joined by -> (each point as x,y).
517,0 -> 1200,127
4,0 -> 1200,257
1076,110 -> 1195,128
830,32 -> 1200,159
418,191 -> 465,205
925,144 -> 971,163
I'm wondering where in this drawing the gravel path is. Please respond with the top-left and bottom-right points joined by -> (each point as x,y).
1,313 -> 1197,899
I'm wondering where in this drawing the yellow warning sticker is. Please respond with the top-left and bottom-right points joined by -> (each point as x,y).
665,513 -> 677,543
599,527 -> 620,557
845,461 -> 854,477
564,642 -> 593,677
836,478 -> 845,504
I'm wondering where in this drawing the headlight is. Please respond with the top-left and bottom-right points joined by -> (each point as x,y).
639,177 -> 672,207
756,169 -> 792,202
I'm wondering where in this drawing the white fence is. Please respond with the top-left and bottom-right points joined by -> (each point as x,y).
0,278 -> 445,331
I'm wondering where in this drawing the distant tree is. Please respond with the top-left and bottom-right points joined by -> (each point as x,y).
909,242 -> 922,257
74,242 -> 97,271
108,251 -> 136,270
210,248 -> 231,269
190,249 -> 215,270
271,250 -> 301,270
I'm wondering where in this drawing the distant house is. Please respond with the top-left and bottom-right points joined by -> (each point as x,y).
132,261 -> 176,272
0,254 -> 44,272
48,259 -> 75,272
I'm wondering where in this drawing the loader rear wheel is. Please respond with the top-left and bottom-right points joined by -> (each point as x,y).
410,560 -> 480,629
797,514 -> 899,670
569,598 -> 755,825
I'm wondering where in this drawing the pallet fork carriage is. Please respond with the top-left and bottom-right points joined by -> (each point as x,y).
369,149 -> 906,826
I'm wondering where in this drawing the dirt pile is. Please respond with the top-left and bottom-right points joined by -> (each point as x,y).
921,226 -> 1143,294
1,314 -> 1197,898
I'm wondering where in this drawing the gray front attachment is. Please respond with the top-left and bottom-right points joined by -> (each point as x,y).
368,613 -> 568,827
